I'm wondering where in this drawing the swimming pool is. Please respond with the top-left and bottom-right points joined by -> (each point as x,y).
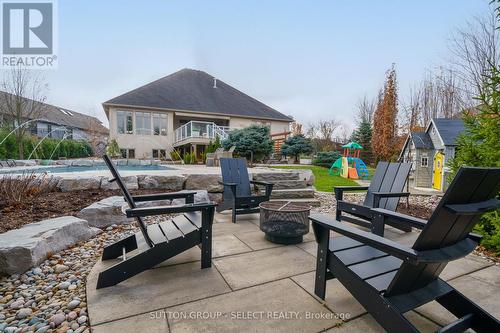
0,164 -> 174,174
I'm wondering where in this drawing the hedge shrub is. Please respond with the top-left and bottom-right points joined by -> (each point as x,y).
312,151 -> 341,168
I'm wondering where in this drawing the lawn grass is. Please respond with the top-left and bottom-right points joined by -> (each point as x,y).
270,165 -> 360,192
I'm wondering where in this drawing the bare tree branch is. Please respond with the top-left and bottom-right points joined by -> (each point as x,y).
0,67 -> 48,158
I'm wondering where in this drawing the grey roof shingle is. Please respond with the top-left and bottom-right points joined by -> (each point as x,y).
411,132 -> 434,149
0,91 -> 108,134
432,118 -> 465,146
103,68 -> 293,122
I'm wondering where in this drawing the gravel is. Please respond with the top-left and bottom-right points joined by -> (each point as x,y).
313,192 -> 441,219
0,222 -> 139,333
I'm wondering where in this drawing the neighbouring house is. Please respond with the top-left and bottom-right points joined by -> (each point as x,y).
399,118 -> 465,191
0,91 -> 109,154
102,68 -> 293,160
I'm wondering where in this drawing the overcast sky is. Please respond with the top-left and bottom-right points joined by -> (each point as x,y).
38,0 -> 491,130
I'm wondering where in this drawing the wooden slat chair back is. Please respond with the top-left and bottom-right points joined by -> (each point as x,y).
218,157 -> 274,223
103,155 -> 154,247
363,162 -> 412,210
220,158 -> 252,200
386,167 -> 500,296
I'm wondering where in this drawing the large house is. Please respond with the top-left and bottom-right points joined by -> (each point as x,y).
399,118 -> 465,191
102,69 -> 293,159
0,91 -> 109,153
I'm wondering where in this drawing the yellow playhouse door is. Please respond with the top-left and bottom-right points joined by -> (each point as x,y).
433,152 -> 444,190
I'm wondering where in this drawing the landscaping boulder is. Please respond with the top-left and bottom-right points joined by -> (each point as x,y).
171,190 -> 211,205
296,169 -> 315,186
252,171 -> 300,181
77,196 -> 133,228
137,175 -> 185,191
100,175 -> 138,190
57,177 -> 102,192
184,174 -> 222,192
55,159 -> 73,166
71,159 -> 94,167
13,160 -> 37,166
0,216 -> 100,275
208,192 -> 223,203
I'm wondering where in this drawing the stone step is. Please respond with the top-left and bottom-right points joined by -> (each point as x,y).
252,172 -> 300,181
269,198 -> 321,207
271,188 -> 315,199
271,180 -> 308,190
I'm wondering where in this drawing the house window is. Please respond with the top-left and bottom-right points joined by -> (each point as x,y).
117,111 -> 133,134
153,113 -> 168,136
421,155 -> 428,167
135,112 -> 151,135
152,149 -> 167,159
120,148 -> 135,159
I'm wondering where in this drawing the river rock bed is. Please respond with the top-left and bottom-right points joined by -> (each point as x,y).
313,192 -> 441,219
0,223 -> 140,333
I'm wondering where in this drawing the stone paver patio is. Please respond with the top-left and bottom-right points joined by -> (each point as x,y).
86,212 -> 498,333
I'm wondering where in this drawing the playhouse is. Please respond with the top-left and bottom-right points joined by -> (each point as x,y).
329,141 -> 369,180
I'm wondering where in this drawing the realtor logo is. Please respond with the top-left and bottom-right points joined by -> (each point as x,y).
1,0 -> 57,68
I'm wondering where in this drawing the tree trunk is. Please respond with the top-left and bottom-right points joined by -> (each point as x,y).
17,131 -> 24,159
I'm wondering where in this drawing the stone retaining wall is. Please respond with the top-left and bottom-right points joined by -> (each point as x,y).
51,170 -> 314,199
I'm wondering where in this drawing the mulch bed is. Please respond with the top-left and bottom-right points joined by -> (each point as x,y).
0,189 -> 157,233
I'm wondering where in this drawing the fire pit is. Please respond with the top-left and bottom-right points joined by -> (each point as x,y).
259,201 -> 312,244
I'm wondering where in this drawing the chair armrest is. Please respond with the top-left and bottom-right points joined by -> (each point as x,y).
218,181 -> 237,197
310,213 -> 418,263
372,191 -> 410,208
132,191 -> 197,203
417,237 -> 479,263
336,200 -> 372,218
371,208 -> 427,229
126,202 -> 217,218
445,198 -> 500,215
334,186 -> 369,200
218,180 -> 237,187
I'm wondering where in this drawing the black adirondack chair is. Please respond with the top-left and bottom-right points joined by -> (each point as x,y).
311,167 -> 500,333
96,155 -> 216,289
335,161 -> 412,234
217,158 -> 274,223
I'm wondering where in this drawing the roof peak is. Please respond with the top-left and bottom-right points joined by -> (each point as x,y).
103,68 -> 293,122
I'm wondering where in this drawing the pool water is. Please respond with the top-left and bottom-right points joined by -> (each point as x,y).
0,164 -> 173,174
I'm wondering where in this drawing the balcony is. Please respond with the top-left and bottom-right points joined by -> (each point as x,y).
174,121 -> 231,146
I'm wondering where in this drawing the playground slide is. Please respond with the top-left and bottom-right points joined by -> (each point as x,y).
348,167 -> 359,179
351,157 -> 369,179
328,157 -> 343,176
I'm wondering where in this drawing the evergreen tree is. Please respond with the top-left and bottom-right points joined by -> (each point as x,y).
106,139 -> 121,157
448,60 -> 500,254
351,120 -> 373,165
280,134 -> 314,163
222,125 -> 273,161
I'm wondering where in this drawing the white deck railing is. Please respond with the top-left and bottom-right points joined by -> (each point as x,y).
174,121 -> 231,143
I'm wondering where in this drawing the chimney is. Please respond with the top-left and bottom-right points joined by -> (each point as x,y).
213,78 -> 217,88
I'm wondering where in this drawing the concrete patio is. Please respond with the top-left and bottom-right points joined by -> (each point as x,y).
86,212 -> 498,333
